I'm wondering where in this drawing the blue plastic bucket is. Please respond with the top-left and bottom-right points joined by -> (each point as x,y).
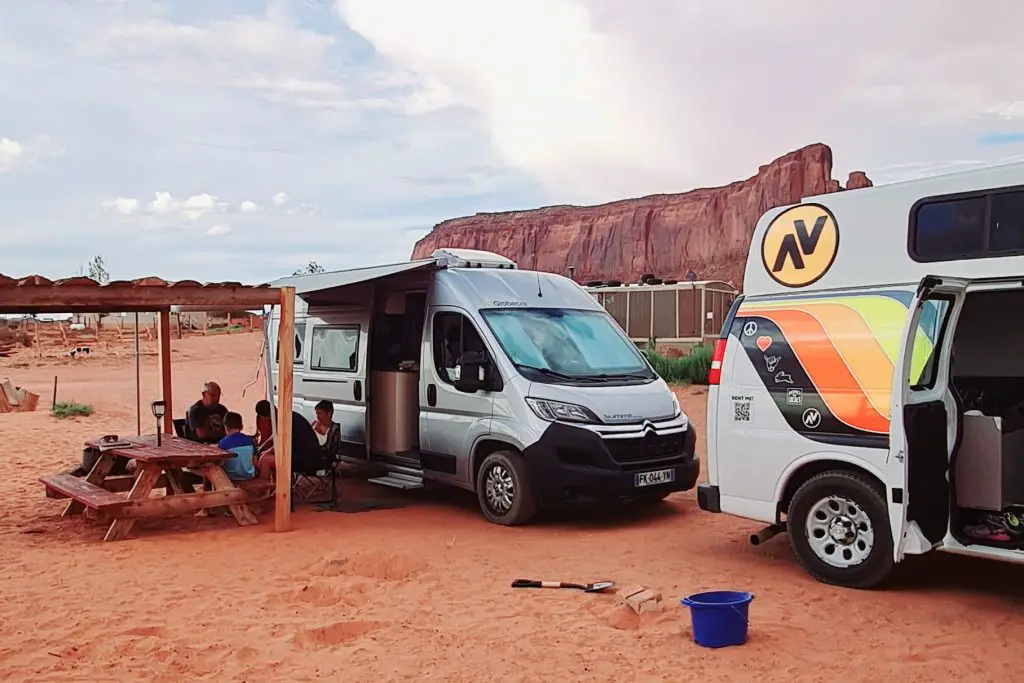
680,591 -> 754,648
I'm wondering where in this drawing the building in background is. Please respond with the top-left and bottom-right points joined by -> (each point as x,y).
586,280 -> 738,350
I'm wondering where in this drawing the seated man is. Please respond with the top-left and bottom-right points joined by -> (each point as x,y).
311,400 -> 341,456
187,381 -> 228,444
218,412 -> 257,483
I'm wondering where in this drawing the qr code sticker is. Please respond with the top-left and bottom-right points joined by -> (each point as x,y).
733,401 -> 751,422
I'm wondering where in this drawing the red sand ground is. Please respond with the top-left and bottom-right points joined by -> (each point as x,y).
2,334 -> 1023,682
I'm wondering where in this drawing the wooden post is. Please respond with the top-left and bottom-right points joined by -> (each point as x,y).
157,311 -> 173,434
275,287 -> 295,532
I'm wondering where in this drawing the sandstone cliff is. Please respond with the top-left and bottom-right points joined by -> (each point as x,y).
411,143 -> 872,288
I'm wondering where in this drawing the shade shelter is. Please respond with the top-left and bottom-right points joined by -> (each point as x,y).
0,273 -> 298,532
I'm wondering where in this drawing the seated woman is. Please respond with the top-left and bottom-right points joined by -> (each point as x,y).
311,400 -> 341,457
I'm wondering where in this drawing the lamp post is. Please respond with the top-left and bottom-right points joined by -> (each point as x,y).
150,400 -> 166,446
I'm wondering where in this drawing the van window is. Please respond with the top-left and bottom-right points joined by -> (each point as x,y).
990,190 -> 1024,253
908,298 -> 953,390
433,312 -> 486,384
310,325 -> 359,372
910,186 -> 1024,261
275,322 -> 305,366
911,197 -> 986,261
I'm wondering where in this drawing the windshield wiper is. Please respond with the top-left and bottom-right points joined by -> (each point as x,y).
514,364 -> 578,381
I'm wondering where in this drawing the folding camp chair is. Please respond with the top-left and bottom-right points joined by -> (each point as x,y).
291,423 -> 341,511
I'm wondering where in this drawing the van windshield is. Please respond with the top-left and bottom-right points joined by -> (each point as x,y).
481,308 -> 654,381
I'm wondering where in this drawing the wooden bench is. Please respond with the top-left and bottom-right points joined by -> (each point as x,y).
39,474 -> 127,512
45,473 -> 171,498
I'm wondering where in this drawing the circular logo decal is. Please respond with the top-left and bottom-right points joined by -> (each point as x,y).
760,203 -> 839,288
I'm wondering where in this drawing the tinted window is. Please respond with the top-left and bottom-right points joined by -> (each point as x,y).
990,190 -> 1024,253
912,196 -> 986,261
310,325 -> 359,372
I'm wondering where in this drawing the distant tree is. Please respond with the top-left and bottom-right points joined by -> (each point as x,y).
293,261 -> 325,276
86,255 -> 110,284
85,255 -> 111,321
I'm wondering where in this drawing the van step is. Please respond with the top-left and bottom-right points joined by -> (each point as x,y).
367,473 -> 423,490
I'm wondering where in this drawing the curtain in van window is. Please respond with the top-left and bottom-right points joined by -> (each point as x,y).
311,327 -> 359,371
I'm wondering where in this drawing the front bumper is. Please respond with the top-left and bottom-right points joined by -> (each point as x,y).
522,420 -> 700,507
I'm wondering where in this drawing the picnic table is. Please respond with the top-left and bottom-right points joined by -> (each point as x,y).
40,435 -> 270,541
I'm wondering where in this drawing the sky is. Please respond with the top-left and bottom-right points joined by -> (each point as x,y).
1,0 -> 1023,285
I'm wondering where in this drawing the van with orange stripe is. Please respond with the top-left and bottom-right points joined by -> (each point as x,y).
698,162 -> 1024,588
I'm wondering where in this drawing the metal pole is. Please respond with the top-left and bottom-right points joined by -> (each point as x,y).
134,312 -> 141,436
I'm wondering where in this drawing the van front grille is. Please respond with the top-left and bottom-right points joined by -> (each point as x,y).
604,431 -> 686,464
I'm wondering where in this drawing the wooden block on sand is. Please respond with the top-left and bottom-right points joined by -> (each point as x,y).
617,585 -> 663,615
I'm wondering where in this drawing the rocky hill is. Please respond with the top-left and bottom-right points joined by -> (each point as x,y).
411,143 -> 872,288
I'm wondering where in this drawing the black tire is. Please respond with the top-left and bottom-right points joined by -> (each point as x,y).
788,470 -> 894,589
606,279 -> 623,287
475,451 -> 538,526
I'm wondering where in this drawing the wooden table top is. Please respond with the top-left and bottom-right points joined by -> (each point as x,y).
84,434 -> 231,467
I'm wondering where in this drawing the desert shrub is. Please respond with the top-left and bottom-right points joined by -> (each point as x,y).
52,401 -> 93,419
647,344 -> 714,385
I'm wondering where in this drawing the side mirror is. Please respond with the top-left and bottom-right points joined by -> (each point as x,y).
454,351 -> 487,393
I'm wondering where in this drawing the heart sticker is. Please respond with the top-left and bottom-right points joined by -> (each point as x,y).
755,336 -> 773,352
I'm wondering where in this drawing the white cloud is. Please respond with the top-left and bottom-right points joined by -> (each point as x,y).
0,135 -> 63,173
101,196 -> 140,215
271,191 -> 289,206
206,223 -> 232,236
150,191 -> 177,215
239,200 -> 261,214
180,192 -> 221,220
336,0 -> 1024,200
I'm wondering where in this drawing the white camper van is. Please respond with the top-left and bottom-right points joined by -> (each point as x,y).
699,161 -> 1024,588
269,249 -> 699,525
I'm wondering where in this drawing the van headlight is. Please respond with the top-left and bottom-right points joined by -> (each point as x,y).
671,393 -> 682,418
526,398 -> 601,424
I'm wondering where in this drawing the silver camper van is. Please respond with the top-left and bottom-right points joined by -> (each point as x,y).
269,248 -> 699,525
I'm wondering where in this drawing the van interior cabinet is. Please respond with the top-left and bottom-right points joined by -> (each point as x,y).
954,413 -> 1024,511
370,370 -> 420,455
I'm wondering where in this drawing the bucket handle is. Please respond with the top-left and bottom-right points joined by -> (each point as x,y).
681,594 -> 754,613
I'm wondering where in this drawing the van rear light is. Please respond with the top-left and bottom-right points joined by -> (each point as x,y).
708,338 -> 727,385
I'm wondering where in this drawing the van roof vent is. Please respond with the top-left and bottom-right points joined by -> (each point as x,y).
432,248 -> 518,270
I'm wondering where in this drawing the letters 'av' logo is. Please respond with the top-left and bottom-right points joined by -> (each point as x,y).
760,203 -> 839,288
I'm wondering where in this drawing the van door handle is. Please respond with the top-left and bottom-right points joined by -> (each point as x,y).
353,380 -> 362,402
427,384 -> 437,407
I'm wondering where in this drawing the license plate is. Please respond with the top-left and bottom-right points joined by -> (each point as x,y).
634,469 -> 675,487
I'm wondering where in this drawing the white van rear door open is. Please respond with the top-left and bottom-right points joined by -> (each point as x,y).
888,275 -> 968,561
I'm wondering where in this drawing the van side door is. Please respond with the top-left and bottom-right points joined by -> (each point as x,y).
889,275 -> 966,561
304,313 -> 370,454
421,307 -> 496,485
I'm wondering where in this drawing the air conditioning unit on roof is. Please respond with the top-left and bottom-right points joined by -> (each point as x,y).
432,248 -> 518,270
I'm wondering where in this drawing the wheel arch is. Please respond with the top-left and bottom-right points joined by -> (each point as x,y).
775,453 -> 886,523
471,437 -> 523,489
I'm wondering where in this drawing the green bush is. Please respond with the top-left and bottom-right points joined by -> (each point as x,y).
52,401 -> 93,419
647,344 -> 714,385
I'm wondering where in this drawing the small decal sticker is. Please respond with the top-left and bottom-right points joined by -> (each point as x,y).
755,335 -> 773,352
774,371 -> 794,385
764,355 -> 781,372
733,399 -> 752,422
786,388 -> 803,405
742,321 -> 758,337
802,408 -> 822,429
